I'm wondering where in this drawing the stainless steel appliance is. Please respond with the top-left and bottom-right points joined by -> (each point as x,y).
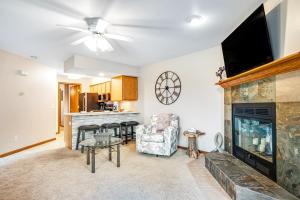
79,93 -> 99,112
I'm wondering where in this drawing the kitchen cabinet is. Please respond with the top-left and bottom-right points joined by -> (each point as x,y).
111,75 -> 138,101
105,82 -> 111,93
89,85 -> 96,93
101,83 -> 106,93
89,81 -> 111,95
97,84 -> 102,94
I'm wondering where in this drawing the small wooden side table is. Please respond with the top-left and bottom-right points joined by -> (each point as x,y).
183,130 -> 205,159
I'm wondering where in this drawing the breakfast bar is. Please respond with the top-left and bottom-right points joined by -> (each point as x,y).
64,112 -> 141,150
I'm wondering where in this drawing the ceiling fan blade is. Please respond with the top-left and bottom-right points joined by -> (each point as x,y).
71,36 -> 91,46
56,25 -> 91,34
103,33 -> 133,42
111,23 -> 175,30
96,37 -> 113,52
96,18 -> 110,33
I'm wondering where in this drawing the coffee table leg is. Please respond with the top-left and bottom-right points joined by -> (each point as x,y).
87,147 -> 90,165
117,144 -> 120,167
108,146 -> 112,161
91,147 -> 95,173
108,135 -> 112,161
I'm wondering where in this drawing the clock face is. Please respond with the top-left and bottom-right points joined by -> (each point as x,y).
155,71 -> 181,105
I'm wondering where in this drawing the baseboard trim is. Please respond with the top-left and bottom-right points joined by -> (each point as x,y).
177,145 -> 187,150
177,145 -> 208,154
0,138 -> 56,158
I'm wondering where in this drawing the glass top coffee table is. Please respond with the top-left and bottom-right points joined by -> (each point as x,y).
79,134 -> 122,173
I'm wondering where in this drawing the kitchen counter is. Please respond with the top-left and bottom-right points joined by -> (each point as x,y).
64,111 -> 141,150
64,111 -> 139,116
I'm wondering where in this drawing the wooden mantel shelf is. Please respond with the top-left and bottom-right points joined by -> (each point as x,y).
216,52 -> 300,88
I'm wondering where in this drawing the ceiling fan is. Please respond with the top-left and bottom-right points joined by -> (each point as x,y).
57,17 -> 133,52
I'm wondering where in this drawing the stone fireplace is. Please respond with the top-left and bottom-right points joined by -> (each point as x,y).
224,70 -> 300,198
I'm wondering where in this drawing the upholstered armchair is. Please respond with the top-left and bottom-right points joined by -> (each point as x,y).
136,114 -> 179,156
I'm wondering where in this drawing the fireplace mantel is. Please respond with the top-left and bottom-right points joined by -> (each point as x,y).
216,52 -> 300,88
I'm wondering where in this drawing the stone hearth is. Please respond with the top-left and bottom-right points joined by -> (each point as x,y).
205,152 -> 299,200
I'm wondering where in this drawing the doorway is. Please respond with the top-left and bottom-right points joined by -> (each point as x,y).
57,82 -> 81,134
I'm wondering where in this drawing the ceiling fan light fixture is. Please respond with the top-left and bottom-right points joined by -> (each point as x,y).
96,18 -> 110,33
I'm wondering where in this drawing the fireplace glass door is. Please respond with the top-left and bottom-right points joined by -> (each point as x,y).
234,117 -> 273,163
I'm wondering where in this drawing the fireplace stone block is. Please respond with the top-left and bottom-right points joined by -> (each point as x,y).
276,102 -> 300,197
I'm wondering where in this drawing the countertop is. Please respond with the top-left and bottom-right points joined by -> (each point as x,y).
65,111 -> 140,116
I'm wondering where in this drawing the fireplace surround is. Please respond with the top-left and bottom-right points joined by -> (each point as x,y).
223,72 -> 300,198
232,103 -> 276,181
221,53 -> 300,198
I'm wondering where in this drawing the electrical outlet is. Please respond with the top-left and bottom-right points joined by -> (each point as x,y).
14,135 -> 19,141
294,148 -> 299,155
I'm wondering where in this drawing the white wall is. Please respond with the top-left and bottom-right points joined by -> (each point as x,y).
64,55 -> 140,77
264,0 -> 300,58
57,75 -> 93,93
140,46 -> 224,151
0,49 -> 57,154
283,0 -> 300,55
265,0 -> 288,59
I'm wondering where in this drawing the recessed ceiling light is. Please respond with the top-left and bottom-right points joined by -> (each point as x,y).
98,72 -> 105,77
186,15 -> 205,26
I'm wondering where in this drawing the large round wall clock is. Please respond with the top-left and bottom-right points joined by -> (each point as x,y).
155,71 -> 181,105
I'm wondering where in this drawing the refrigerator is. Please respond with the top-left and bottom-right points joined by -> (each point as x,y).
79,93 -> 99,112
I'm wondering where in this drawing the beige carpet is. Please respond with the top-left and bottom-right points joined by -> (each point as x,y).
0,143 -> 230,200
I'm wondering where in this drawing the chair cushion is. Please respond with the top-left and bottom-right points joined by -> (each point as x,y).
101,123 -> 120,129
156,113 -> 171,131
120,121 -> 139,126
79,124 -> 100,131
142,134 -> 164,143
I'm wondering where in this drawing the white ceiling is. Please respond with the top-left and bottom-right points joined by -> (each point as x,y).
0,0 -> 265,70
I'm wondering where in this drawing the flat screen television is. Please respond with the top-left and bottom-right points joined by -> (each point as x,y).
222,4 -> 273,78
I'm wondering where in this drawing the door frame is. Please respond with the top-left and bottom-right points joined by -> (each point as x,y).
57,82 -> 82,134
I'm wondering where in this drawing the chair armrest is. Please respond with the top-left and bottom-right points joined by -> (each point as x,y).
162,126 -> 178,155
163,126 -> 178,142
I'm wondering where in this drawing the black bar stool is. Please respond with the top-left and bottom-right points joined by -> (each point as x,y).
101,123 -> 121,137
120,121 -> 139,144
76,124 -> 100,152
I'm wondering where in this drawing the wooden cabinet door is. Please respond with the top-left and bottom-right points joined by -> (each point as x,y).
123,76 -> 138,100
111,76 -> 123,101
70,85 -> 81,112
105,81 -> 111,93
101,83 -> 106,93
90,85 -> 95,93
97,84 -> 102,94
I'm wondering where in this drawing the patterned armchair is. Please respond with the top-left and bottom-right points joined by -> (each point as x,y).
136,114 -> 179,156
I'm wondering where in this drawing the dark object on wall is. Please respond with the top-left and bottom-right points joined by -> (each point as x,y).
155,71 -> 181,105
222,4 -> 273,78
216,66 -> 226,81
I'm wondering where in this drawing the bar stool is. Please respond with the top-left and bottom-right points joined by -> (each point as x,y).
101,123 -> 121,137
76,124 -> 101,152
120,121 -> 139,144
